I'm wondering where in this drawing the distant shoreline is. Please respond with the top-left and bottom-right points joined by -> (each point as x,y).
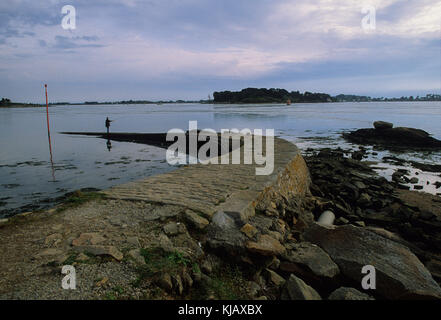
0,101 -> 211,108
0,103 -> 45,108
2,89 -> 441,108
1,100 -> 441,109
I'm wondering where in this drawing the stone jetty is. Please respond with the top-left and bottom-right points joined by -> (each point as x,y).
101,137 -> 310,222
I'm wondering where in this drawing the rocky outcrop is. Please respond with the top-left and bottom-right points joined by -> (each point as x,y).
343,123 -> 441,149
304,223 -> 441,299
305,149 -> 441,253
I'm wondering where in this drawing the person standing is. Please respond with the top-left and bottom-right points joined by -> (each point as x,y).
105,117 -> 113,135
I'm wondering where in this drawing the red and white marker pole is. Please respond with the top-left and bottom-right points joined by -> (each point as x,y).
45,84 -> 52,150
44,84 -> 55,177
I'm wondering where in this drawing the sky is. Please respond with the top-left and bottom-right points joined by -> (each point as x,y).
0,0 -> 440,103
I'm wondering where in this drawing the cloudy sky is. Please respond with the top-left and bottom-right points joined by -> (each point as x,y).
0,0 -> 440,102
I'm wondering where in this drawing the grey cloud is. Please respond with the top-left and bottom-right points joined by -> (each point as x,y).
76,35 -> 99,42
52,35 -> 105,50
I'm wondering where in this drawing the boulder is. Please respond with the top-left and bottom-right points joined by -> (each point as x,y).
156,273 -> 173,292
280,242 -> 339,279
353,181 -> 367,190
328,287 -> 374,300
357,193 -> 372,207
410,177 -> 419,184
201,260 -> 213,274
185,209 -> 209,230
373,121 -> 393,130
351,151 -> 364,160
182,271 -> 194,289
128,249 -> 146,265
283,274 -> 321,300
163,222 -> 179,236
304,223 -> 441,299
240,223 -> 258,238
266,269 -> 286,287
74,245 -> 123,261
206,211 -> 246,256
34,248 -> 64,259
246,234 -> 286,257
172,275 -> 184,295
72,233 -> 105,246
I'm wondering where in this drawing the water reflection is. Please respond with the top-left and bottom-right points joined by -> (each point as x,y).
106,139 -> 112,152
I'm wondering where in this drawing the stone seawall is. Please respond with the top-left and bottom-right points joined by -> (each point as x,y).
101,137 -> 311,224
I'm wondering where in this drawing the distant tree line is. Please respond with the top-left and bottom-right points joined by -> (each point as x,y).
0,98 -> 42,108
213,88 -> 333,103
1,98 -> 11,106
334,93 -> 441,102
212,89 -> 441,104
80,99 -> 209,105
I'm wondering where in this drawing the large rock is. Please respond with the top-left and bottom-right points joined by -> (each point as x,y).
156,273 -> 173,292
240,223 -> 258,238
343,127 -> 441,149
206,211 -> 247,256
304,223 -> 441,299
34,248 -> 64,259
328,287 -> 374,300
246,234 -> 286,257
283,274 -> 321,300
128,249 -> 146,265
72,233 -> 105,246
280,242 -> 339,279
373,121 -> 393,130
163,222 -> 186,236
184,209 -> 209,230
74,245 -> 123,261
266,269 -> 286,287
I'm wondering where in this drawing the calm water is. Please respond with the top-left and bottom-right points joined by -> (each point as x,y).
1,102 -> 440,217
